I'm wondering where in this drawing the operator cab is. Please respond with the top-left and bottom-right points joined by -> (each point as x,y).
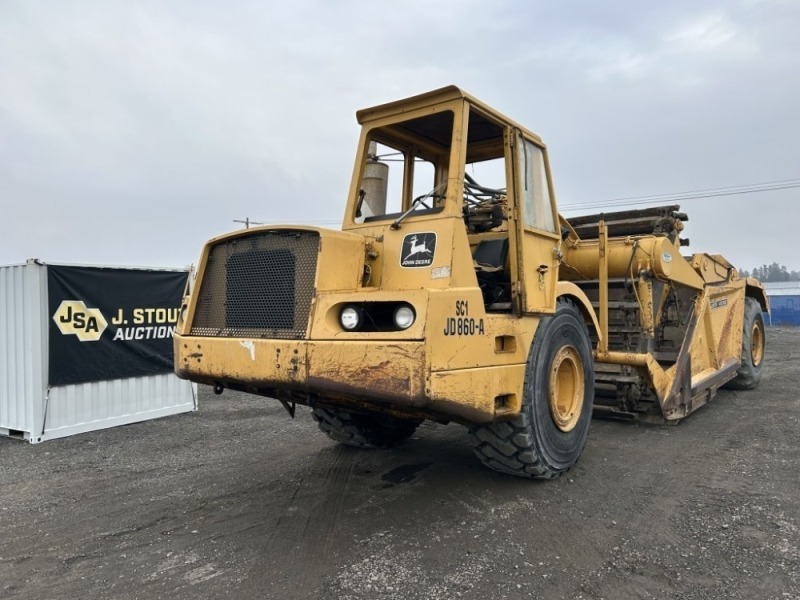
344,86 -> 561,314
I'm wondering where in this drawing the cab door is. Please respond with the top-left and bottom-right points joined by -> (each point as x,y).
507,132 -> 561,314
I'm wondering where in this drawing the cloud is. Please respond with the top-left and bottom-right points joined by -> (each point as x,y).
1,0 -> 799,271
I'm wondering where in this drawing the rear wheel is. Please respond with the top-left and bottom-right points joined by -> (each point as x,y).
724,297 -> 765,390
469,298 -> 594,479
311,406 -> 421,449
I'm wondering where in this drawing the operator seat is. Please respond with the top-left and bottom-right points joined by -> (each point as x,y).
472,238 -> 511,309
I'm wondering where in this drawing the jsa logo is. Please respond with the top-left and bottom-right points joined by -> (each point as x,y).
53,301 -> 108,342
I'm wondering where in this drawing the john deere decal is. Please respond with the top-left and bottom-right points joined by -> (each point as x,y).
400,232 -> 436,268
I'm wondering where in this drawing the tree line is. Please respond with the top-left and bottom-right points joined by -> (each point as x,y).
738,263 -> 800,282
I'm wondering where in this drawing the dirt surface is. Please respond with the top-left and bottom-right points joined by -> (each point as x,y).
1,329 -> 799,600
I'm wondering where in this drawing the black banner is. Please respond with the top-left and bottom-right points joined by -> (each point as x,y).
47,265 -> 188,386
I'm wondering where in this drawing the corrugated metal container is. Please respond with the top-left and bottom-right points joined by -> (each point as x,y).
763,281 -> 800,326
0,261 -> 196,443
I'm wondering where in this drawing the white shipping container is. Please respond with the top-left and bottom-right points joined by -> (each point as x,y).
0,260 -> 196,443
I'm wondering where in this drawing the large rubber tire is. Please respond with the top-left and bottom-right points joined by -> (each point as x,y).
469,298 -> 594,479
724,297 -> 765,390
311,406 -> 422,449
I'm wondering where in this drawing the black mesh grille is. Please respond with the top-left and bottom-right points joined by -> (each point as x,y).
190,230 -> 319,339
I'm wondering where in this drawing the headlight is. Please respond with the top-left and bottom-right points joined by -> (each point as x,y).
340,306 -> 363,331
393,305 -> 415,330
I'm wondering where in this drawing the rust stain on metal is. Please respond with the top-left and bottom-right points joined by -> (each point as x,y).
364,360 -> 392,372
306,344 -> 423,406
306,373 -> 425,408
289,355 -> 302,378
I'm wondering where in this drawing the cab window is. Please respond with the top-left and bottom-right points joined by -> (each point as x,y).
517,139 -> 556,233
355,111 -> 453,223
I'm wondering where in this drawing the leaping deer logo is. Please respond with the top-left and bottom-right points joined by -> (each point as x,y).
400,232 -> 437,267
403,235 -> 432,261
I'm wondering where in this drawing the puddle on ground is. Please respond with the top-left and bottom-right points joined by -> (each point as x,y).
381,462 -> 432,486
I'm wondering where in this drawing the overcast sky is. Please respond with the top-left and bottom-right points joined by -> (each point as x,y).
1,0 -> 798,272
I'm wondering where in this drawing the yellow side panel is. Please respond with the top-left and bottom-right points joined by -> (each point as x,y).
428,364 -> 527,423
690,285 -> 745,375
426,289 -> 538,371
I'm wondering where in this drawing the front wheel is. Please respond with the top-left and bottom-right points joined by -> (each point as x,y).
311,406 -> 421,449
723,297 -> 765,390
469,298 -> 594,479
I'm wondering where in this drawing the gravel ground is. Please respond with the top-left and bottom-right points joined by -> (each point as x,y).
1,328 -> 799,600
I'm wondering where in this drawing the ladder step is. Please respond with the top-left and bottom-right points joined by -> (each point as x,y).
591,301 -> 640,310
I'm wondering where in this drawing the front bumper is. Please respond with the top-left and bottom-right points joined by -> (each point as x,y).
174,333 -> 526,423
174,334 -> 427,408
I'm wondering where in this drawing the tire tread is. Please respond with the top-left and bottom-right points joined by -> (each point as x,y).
724,297 -> 765,391
469,297 -> 593,479
312,406 -> 420,449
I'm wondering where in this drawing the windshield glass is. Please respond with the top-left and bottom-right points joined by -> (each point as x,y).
355,110 -> 453,223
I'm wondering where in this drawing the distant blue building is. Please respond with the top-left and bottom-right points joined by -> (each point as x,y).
763,281 -> 800,326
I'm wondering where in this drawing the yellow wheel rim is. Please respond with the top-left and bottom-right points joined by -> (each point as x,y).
549,346 -> 584,432
750,320 -> 764,367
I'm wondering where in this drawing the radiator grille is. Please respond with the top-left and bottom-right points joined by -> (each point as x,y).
190,230 -> 319,339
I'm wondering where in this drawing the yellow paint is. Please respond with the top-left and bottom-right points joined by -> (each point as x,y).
174,85 -> 767,426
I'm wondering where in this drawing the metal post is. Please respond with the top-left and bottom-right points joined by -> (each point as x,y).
233,218 -> 264,229
598,218 -> 608,354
